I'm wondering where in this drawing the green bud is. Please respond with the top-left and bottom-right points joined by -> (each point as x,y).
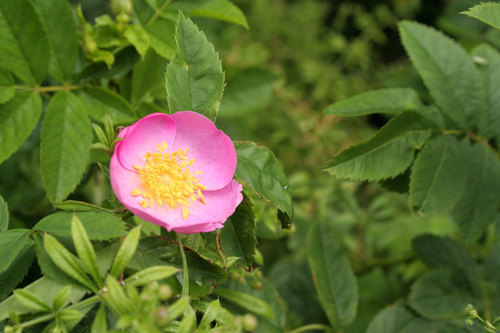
111,0 -> 133,15
154,306 -> 169,325
4,325 -> 14,333
158,284 -> 172,300
250,281 -> 262,290
465,318 -> 474,326
242,314 -> 258,331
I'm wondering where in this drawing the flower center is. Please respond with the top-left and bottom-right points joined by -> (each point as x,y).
130,141 -> 206,220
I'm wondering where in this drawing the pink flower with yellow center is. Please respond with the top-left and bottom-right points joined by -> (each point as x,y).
110,112 -> 243,234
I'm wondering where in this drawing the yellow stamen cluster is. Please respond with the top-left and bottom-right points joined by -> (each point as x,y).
131,141 -> 206,220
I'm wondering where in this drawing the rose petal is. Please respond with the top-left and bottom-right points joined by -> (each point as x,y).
117,113 -> 176,170
171,111 -> 237,190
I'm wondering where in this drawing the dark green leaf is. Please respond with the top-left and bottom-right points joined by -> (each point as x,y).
220,195 -> 256,267
325,88 -> 422,116
408,268 -> 482,319
399,21 -> 487,130
325,111 -> 434,181
131,49 -> 167,104
71,215 -> 102,286
110,225 -> 141,277
0,0 -> 49,83
0,239 -> 35,297
409,135 -> 468,215
234,141 -> 293,218
124,24 -> 150,58
0,229 -> 30,274
307,221 -> 358,328
78,87 -> 137,125
462,2 -> 500,29
367,303 -> 435,333
215,288 -> 274,318
77,46 -> 139,80
31,0 -> 78,82
165,13 -> 224,121
452,143 -> 500,242
145,19 -> 176,59
34,211 -> 126,241
41,91 -> 93,203
0,68 -> 14,104
0,91 -> 41,164
0,195 -> 7,231
412,234 -> 476,271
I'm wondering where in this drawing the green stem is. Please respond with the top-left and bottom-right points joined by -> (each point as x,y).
145,0 -> 173,27
14,85 -> 82,93
287,324 -> 332,333
20,313 -> 54,329
67,295 -> 100,311
176,233 -> 189,297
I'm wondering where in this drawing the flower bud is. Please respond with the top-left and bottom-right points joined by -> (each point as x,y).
158,284 -> 173,300
111,0 -> 133,15
242,314 -> 258,331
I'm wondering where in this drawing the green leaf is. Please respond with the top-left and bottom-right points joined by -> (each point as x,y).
124,265 -> 178,286
412,234 -> 476,271
308,221 -> 358,328
0,229 -> 30,274
0,91 -> 41,164
78,87 -> 137,125
177,305 -> 196,333
367,303 -> 435,333
110,225 -> 141,277
399,21 -> 487,130
471,44 -> 500,140
199,299 -> 227,329
43,234 -> 97,291
41,91 -> 93,203
124,24 -> 150,58
325,111 -> 434,181
52,286 -> 72,311
234,141 -> 293,218
59,308 -> 83,323
0,68 -> 14,104
0,277 -> 86,321
0,195 -> 8,231
13,289 -> 51,313
166,297 -> 190,323
165,13 -> 224,121
71,215 -> 102,286
78,46 -> 139,80
53,200 -> 116,214
145,19 -> 176,59
131,49 -> 167,104
462,2 -> 500,29
31,0 -> 78,82
102,275 -> 133,316
91,304 -> 107,333
165,0 -> 248,29
0,0 -> 49,83
220,195 -> 256,267
215,287 -> 275,318
409,135 -> 468,215
325,88 -> 422,116
408,268 -> 482,319
34,211 -> 126,241
452,143 -> 500,242
0,239 -> 35,297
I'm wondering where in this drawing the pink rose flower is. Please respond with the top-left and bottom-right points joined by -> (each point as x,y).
110,112 -> 243,234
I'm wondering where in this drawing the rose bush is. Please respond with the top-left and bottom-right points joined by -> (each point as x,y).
110,111 -> 243,233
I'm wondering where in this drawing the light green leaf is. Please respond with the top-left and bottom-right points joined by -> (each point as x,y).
452,143 -> 500,242
102,275 -> 133,316
124,24 -> 150,58
124,265 -> 178,286
177,305 -> 196,333
462,2 -> 500,29
78,87 -> 137,125
41,91 -> 93,203
165,13 -> 224,121
145,19 -> 176,59
471,44 -> 500,140
0,91 -> 41,164
0,195 -> 8,231
367,303 -> 436,333
199,299 -> 224,328
412,234 -> 476,271
308,221 -> 358,328
409,135 -> 468,215
164,0 -> 248,29
131,49 -> 167,104
220,195 -> 256,267
71,215 -> 102,286
91,304 -> 107,333
0,0 -> 49,83
53,200 -> 116,214
234,141 -> 293,218
215,287 -> 275,318
34,211 -> 126,241
59,308 -> 84,323
110,225 -> 141,277
408,268 -> 482,319
325,88 -> 422,116
0,68 -> 14,104
13,289 -> 51,313
43,234 -> 97,291
0,229 -> 30,274
31,0 -> 78,82
88,50 -> 115,67
52,286 -> 72,311
399,21 -> 487,130
325,111 -> 435,181
166,297 -> 190,323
